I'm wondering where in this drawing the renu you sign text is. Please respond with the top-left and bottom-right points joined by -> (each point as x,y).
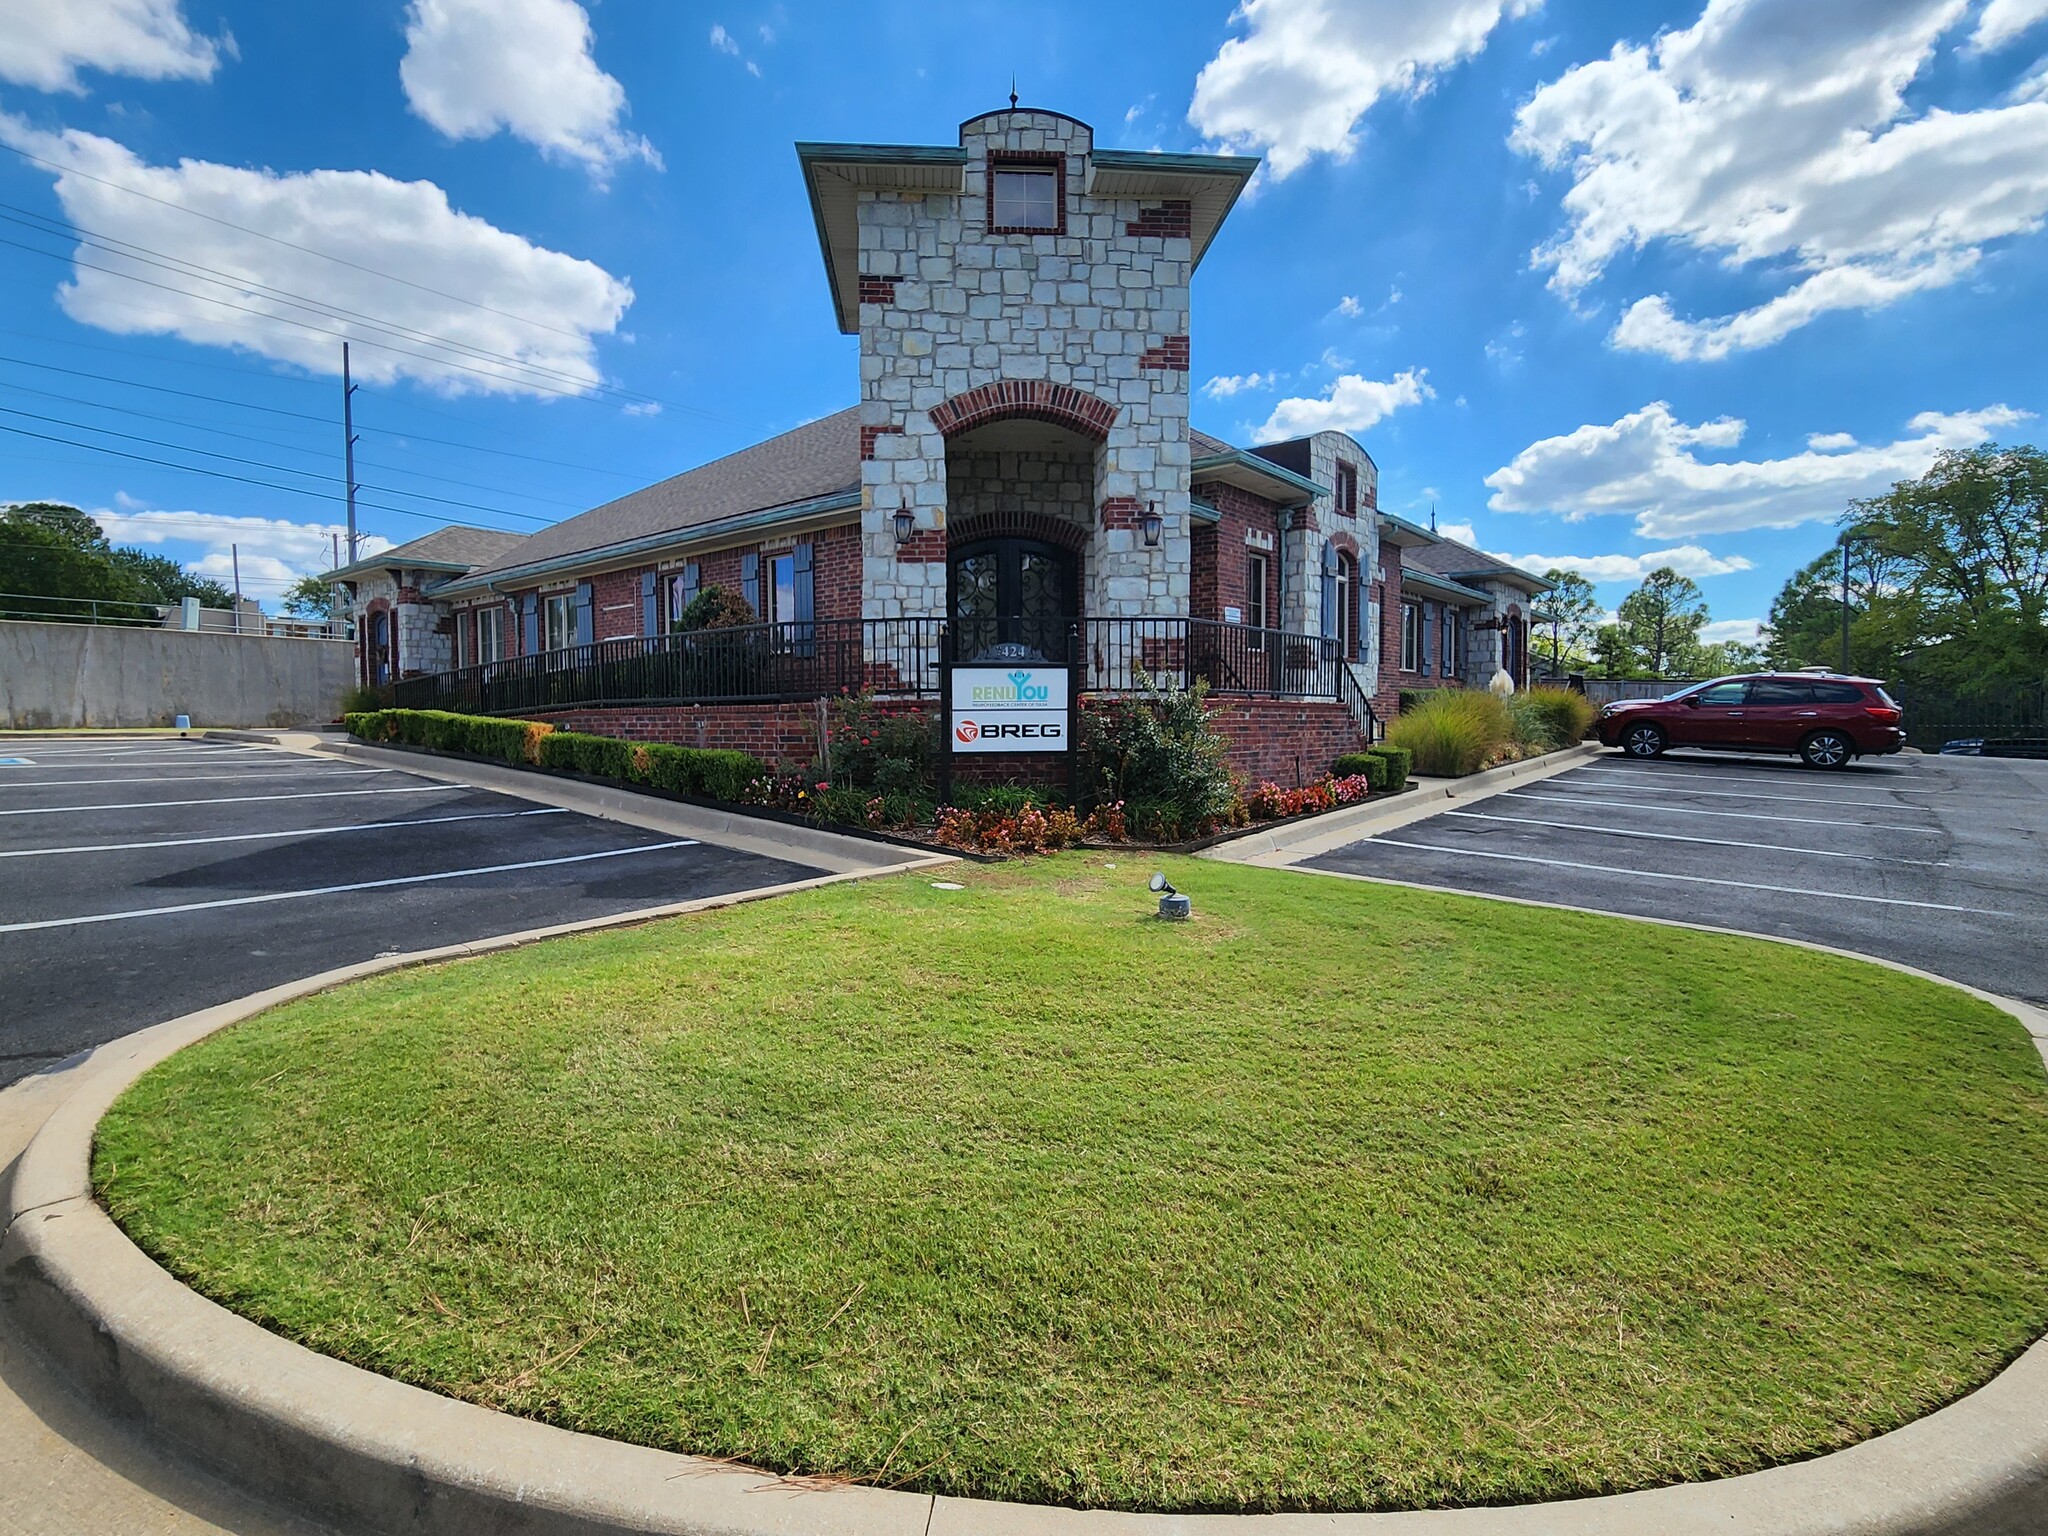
949,667 -> 1070,753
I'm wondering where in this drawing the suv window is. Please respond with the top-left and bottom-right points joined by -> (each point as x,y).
1748,680 -> 1814,706
1696,681 -> 1749,705
1811,681 -> 1866,704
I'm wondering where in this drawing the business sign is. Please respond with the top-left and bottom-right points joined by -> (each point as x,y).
949,666 -> 1070,753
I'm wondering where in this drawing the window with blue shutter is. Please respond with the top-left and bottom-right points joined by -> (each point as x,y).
1319,544 -> 1338,640
741,551 -> 760,617
1423,602 -> 1437,675
574,581 -> 594,648
792,541 -> 815,656
640,571 -> 658,637
520,592 -> 539,656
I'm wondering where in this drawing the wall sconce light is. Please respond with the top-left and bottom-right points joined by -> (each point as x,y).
892,499 -> 916,545
1140,502 -> 1164,548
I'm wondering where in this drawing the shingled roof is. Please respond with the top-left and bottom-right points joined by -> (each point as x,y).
459,407 -> 863,583
328,524 -> 528,581
1407,534 -> 1552,592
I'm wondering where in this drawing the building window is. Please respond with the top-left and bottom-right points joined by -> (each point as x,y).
1335,461 -> 1358,518
476,606 -> 504,664
989,158 -> 1061,233
1245,551 -> 1269,630
542,592 -> 575,652
1401,602 -> 1423,672
766,552 -> 797,625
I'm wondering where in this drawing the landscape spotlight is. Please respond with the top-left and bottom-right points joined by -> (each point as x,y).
1149,870 -> 1191,921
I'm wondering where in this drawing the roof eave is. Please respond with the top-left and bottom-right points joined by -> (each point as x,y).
1401,569 -> 1490,604
1191,449 -> 1325,506
325,556 -> 476,583
1376,513 -> 1439,549
1445,567 -> 1554,594
434,489 -> 863,597
796,142 -> 970,335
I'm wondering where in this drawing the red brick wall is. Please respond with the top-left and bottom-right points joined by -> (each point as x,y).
811,522 -> 862,621
592,568 -> 645,641
1206,698 -> 1366,785
1374,539 -> 1403,722
1196,484 -> 1285,624
1190,523 -> 1217,620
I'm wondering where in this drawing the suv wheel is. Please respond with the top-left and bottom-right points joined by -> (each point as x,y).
1800,730 -> 1853,769
1622,722 -> 1667,758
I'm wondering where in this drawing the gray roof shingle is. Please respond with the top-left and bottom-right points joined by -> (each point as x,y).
1407,535 -> 1551,590
464,407 -> 863,580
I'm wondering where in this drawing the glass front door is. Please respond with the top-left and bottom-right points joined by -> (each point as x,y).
950,538 -> 1076,662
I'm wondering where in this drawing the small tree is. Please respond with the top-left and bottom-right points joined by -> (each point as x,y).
281,574 -> 338,619
1533,569 -> 1601,676
1616,567 -> 1709,677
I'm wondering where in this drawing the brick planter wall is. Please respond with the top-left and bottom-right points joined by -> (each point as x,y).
1205,697 -> 1365,785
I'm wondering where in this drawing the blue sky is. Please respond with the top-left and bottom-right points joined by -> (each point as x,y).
1,0 -> 2044,639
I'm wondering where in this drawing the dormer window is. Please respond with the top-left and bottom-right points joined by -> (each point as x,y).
989,156 -> 1062,233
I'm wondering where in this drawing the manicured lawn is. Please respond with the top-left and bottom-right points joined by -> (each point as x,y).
95,856 -> 2048,1513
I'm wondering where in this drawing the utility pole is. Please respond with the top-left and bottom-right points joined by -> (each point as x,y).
341,342 -> 360,564
1838,533 -> 1869,674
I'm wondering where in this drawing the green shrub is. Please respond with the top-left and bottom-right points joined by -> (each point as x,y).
828,693 -> 934,795
694,748 -> 767,802
1515,686 -> 1598,750
1080,674 -> 1238,835
955,783 -> 1068,815
1399,689 -> 1449,714
1368,744 -> 1411,792
1385,692 -> 1508,777
339,683 -> 390,716
1333,751 -> 1389,791
460,717 -> 535,765
676,584 -> 758,631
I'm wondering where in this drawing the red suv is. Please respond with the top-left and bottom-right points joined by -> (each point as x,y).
1595,673 -> 1905,768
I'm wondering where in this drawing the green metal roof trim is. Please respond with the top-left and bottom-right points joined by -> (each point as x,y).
1088,148 -> 1259,178
1190,498 -> 1221,524
1377,512 -> 1438,545
1441,565 -> 1555,593
793,142 -> 971,168
326,555 -> 473,583
1400,568 -> 1491,605
430,489 -> 863,598
1191,448 -> 1327,504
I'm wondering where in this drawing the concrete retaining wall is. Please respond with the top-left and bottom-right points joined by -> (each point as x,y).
0,620 -> 353,729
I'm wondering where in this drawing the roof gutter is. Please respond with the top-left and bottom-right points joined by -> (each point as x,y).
429,489 -> 864,598
1191,448 -> 1326,506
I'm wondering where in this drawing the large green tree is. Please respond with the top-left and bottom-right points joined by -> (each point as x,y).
1764,543 -> 1917,676
1532,569 -> 1602,675
0,501 -> 234,618
280,573 -> 337,619
1615,567 -> 1710,677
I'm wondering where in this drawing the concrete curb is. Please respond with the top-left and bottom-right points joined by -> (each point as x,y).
329,738 -> 955,877
1202,743 -> 1603,867
7,868 -> 2048,1532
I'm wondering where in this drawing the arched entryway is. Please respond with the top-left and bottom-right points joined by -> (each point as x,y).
949,536 -> 1078,661
364,603 -> 396,686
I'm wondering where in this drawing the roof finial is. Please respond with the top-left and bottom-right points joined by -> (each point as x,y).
1430,500 -> 1438,533
1010,75 -> 1019,110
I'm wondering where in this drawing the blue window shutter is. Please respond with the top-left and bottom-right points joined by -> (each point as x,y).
574,581 -> 594,647
792,541 -> 815,655
682,562 -> 700,607
741,551 -> 760,616
640,571 -> 657,637
520,592 -> 539,656
1423,602 -> 1437,674
1319,544 -> 1338,640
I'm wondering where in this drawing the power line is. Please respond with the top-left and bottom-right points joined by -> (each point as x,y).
5,141 -> 596,344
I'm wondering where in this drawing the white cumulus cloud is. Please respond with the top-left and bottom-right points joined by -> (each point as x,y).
1700,616 -> 1766,645
93,500 -> 394,596
1,116 -> 635,399
1484,400 -> 2031,538
1513,0 -> 2048,357
1256,368 -> 1434,439
1189,0 -> 1540,178
1973,0 -> 2048,50
0,0 -> 221,93
1203,370 -> 1281,398
1490,545 -> 1754,583
401,0 -> 658,178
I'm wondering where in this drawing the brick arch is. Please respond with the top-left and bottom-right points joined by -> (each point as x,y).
946,508 -> 1090,555
929,381 -> 1119,442
1326,531 -> 1361,560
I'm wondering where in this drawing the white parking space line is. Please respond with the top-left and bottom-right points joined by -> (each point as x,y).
0,839 -> 704,933
0,751 -> 284,768
0,806 -> 569,859
1362,838 -> 2006,915
1441,810 -> 1947,865
1502,789 -> 1944,832
1580,765 -> 1942,793
0,784 -> 465,818
1540,778 -> 1934,811
0,767 -> 389,790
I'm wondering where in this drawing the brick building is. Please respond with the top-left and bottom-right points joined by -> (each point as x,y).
349,106 -> 1543,779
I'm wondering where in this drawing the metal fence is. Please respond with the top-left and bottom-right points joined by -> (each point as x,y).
0,592 -> 350,640
1895,682 -> 2047,754
392,616 -> 1348,716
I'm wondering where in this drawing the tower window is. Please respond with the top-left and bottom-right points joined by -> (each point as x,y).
990,160 -> 1061,232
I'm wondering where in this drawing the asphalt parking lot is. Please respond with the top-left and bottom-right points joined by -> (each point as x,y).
0,736 -> 824,1087
1308,748 -> 2048,1007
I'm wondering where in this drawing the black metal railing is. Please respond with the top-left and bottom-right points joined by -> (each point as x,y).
392,615 -> 1350,716
1336,661 -> 1384,742
393,618 -> 946,715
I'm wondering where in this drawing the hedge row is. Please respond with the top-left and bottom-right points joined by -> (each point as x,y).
1332,744 -> 1412,793
344,709 -> 766,805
